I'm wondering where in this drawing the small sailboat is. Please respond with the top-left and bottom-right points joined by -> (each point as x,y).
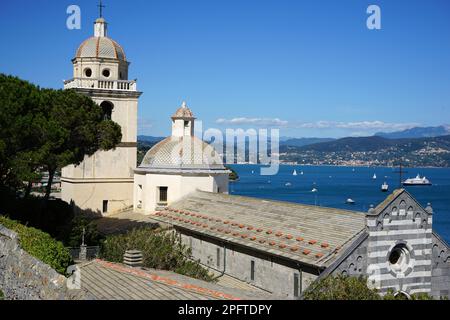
381,182 -> 389,192
346,198 -> 355,204
293,169 -> 298,176
373,173 -> 377,180
300,171 -> 304,175
285,182 -> 292,187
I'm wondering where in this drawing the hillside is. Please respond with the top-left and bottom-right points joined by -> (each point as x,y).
280,135 -> 450,167
280,137 -> 335,147
375,126 -> 450,139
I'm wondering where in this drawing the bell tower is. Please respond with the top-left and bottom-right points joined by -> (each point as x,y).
61,11 -> 142,215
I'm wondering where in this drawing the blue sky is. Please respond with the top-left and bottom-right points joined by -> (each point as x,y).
1,0 -> 449,138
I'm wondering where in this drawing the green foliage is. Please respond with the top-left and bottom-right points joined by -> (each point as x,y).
226,166 -> 239,181
63,214 -> 103,247
303,275 -> 381,300
0,289 -> 4,300
383,289 -> 435,300
100,227 -> 214,282
304,275 -> 440,300
0,216 -> 73,275
0,74 -> 41,189
0,74 -> 122,198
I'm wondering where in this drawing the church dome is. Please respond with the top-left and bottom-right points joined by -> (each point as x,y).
139,136 -> 225,170
76,36 -> 126,61
172,104 -> 195,119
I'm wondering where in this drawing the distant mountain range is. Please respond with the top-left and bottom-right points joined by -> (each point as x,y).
137,135 -> 165,143
375,125 -> 450,139
280,135 -> 450,167
280,137 -> 335,147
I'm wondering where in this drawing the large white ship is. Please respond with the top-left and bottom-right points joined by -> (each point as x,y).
403,174 -> 432,186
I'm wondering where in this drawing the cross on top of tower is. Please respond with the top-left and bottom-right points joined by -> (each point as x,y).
98,0 -> 106,18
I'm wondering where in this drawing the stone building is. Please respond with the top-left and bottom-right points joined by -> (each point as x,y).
134,103 -> 230,213
152,189 -> 450,299
61,16 -> 142,215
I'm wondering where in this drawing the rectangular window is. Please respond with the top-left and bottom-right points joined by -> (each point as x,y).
250,260 -> 255,281
294,273 -> 301,297
102,200 -> 108,213
158,186 -> 168,203
217,248 -> 221,268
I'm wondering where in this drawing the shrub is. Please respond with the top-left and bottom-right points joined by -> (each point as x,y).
303,275 -> 381,300
0,289 -> 4,300
100,227 -> 214,282
383,289 -> 435,300
0,216 -> 73,274
304,275 -> 440,300
61,214 -> 103,247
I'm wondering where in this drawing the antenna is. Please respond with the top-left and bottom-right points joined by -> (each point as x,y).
393,158 -> 408,188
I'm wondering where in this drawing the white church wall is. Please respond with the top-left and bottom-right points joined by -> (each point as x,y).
142,173 -> 182,213
61,180 -> 133,215
91,97 -> 138,143
62,147 -> 136,179
135,172 -> 229,214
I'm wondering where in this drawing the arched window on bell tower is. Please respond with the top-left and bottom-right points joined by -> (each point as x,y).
100,101 -> 114,120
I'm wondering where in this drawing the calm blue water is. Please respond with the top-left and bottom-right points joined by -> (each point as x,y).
228,165 -> 450,243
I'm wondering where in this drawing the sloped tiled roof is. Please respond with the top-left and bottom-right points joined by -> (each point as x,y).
153,191 -> 367,268
79,259 -> 273,300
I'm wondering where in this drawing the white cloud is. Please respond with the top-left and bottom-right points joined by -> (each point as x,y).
296,120 -> 420,131
216,117 -> 289,126
215,117 -> 419,132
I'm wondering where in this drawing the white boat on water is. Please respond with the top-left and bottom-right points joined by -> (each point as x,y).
346,198 -> 355,204
293,170 -> 298,176
373,173 -> 377,180
311,188 -> 318,193
285,182 -> 292,187
300,171 -> 304,175
381,182 -> 389,192
403,174 -> 432,186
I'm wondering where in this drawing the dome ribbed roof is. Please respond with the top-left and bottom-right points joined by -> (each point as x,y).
76,36 -> 126,61
172,102 -> 195,119
139,136 -> 225,170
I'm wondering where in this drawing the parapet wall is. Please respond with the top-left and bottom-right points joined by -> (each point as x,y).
0,224 -> 90,300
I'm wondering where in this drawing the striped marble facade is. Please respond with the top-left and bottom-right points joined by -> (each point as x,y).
365,190 -> 433,296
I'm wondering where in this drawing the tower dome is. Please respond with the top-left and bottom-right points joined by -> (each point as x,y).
75,18 -> 126,61
76,36 -> 126,61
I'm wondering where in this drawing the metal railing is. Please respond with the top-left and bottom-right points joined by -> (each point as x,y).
68,246 -> 100,261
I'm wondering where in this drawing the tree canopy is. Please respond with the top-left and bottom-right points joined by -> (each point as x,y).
0,73 -> 122,198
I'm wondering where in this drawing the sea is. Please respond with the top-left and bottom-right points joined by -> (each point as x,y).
228,164 -> 450,243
